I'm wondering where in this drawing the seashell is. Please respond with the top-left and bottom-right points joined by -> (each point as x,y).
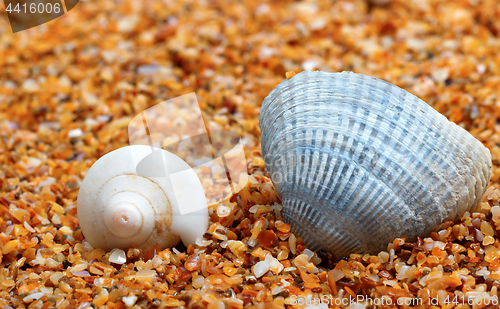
77,145 -> 208,251
259,71 -> 492,259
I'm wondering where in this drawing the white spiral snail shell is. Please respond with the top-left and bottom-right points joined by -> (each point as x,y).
77,145 -> 208,251
259,71 -> 492,259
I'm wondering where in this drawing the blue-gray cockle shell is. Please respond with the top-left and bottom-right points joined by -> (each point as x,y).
259,71 -> 492,259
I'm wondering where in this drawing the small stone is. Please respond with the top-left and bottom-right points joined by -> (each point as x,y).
137,64 -> 160,75
96,115 -> 112,123
70,270 -> 90,277
109,249 -> 127,264
23,292 -> 44,302
135,270 -> 157,283
62,259 -> 71,269
491,206 -> 500,222
21,157 -> 42,174
481,222 -> 495,237
184,254 -> 202,271
431,68 -> 449,83
217,205 -> 231,217
68,128 -> 83,138
192,276 -> 205,289
50,273 -> 64,285
271,285 -> 283,295
303,249 -> 314,260
122,295 -> 137,307
302,60 -> 319,70
483,236 -> 495,246
328,269 -> 345,282
253,261 -> 269,278
117,15 -> 139,33
100,68 -> 114,82
470,105 -> 479,120
22,79 -> 39,93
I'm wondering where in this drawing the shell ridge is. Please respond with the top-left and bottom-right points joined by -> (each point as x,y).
273,121 -> 457,220
269,101 -> 469,216
282,198 -> 355,253
274,134 -> 446,217
403,94 -> 489,195
282,193 -> 366,253
299,146 -> 427,229
325,76 -> 489,190
325,90 -> 481,200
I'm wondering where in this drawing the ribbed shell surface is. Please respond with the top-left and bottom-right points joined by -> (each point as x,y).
259,71 -> 492,259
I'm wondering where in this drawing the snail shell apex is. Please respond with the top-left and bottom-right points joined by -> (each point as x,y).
77,145 -> 208,251
259,71 -> 492,259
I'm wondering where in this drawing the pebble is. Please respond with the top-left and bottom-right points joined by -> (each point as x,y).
36,177 -> 56,189
96,115 -> 112,123
137,64 -> 160,75
303,249 -> 314,260
135,270 -> 157,283
470,105 -> 479,120
50,273 -> 64,285
68,128 -> 83,138
70,270 -> 90,277
109,249 -> 127,264
22,79 -> 39,93
122,295 -> 138,307
253,261 -> 269,278
302,60 -> 320,70
117,15 -> 139,33
192,276 -> 205,289
23,292 -> 44,302
216,205 -> 231,217
4,81 -> 16,88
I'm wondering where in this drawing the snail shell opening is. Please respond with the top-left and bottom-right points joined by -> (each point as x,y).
259,71 -> 492,259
